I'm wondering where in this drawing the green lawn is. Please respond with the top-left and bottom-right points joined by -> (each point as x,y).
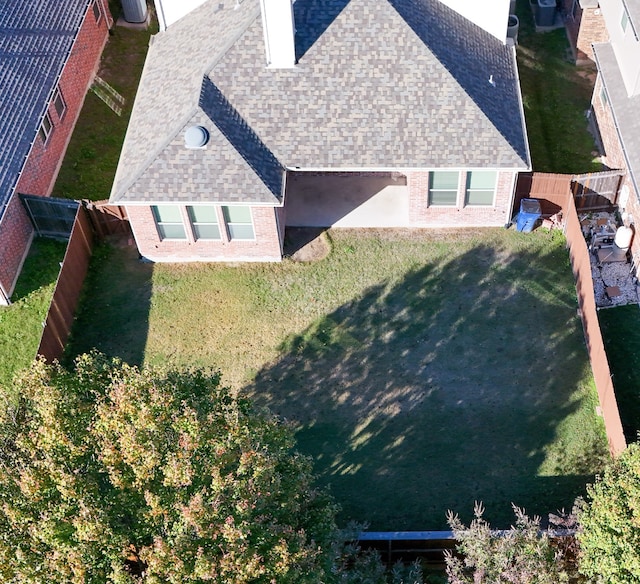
52,3 -> 153,201
516,2 -> 602,173
66,228 -> 608,530
0,238 -> 67,395
598,305 -> 640,443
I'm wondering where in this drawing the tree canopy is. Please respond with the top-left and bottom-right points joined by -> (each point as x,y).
0,354 -> 341,583
578,442 -> 640,584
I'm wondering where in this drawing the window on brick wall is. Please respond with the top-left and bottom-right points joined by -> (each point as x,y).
53,89 -> 66,120
465,171 -> 497,206
38,112 -> 53,145
223,206 -> 254,240
600,84 -> 609,108
152,205 -> 187,240
92,0 -> 102,22
428,171 -> 459,206
187,206 -> 221,240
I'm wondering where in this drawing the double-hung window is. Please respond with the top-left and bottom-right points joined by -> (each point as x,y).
152,205 -> 186,240
223,206 -> 254,240
38,112 -> 53,145
465,171 -> 497,206
92,0 -> 102,22
188,206 -> 221,240
53,89 -> 66,120
428,171 -> 459,206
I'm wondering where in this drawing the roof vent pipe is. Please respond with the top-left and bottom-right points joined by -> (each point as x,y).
260,0 -> 296,68
185,126 -> 210,148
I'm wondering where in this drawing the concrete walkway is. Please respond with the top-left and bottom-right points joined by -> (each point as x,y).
284,172 -> 410,227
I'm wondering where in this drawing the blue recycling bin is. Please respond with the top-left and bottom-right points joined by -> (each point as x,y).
515,198 -> 542,233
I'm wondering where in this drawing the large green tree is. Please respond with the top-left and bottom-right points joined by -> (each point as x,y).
0,354 -> 342,583
578,442 -> 640,584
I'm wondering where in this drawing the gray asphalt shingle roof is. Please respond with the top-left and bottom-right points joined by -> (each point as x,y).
111,0 -> 530,206
0,0 -> 91,217
594,42 -> 640,196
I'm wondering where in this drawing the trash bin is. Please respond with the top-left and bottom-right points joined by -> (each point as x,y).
536,0 -> 556,26
515,199 -> 542,232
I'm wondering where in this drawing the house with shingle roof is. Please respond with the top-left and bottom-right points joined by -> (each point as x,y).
591,0 -> 640,267
111,0 -> 530,263
0,0 -> 112,304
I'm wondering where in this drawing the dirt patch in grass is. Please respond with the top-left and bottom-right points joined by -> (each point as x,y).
285,228 -> 331,261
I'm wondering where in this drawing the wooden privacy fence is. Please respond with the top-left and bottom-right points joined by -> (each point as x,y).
563,193 -> 627,456
37,205 -> 94,362
36,200 -> 130,363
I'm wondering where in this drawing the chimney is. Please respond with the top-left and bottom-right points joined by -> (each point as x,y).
260,0 -> 296,68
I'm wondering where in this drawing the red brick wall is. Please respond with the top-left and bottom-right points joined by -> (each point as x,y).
0,195 -> 34,304
407,170 -> 517,227
563,2 -> 607,64
592,74 -> 640,269
16,1 -> 111,197
127,205 -> 284,262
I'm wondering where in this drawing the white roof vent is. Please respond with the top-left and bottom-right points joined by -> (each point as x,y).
185,125 -> 210,148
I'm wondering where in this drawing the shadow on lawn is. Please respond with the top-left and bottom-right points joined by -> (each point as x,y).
247,241 -> 605,530
64,241 -> 152,368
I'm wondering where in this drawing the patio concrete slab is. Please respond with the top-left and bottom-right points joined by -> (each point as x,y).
284,172 -> 410,228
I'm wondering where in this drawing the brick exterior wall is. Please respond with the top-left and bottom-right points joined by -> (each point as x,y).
562,1 -> 608,65
407,170 -> 517,227
127,205 -> 284,262
16,1 -> 111,197
591,74 -> 640,268
0,195 -> 34,305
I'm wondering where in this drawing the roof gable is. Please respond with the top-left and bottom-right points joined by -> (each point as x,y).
0,0 -> 91,216
111,0 -> 530,205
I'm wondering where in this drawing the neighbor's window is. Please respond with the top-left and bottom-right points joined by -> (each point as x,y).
38,112 -> 53,145
465,171 -> 497,206
152,205 -> 186,240
92,0 -> 102,22
53,88 -> 66,120
223,206 -> 254,240
188,206 -> 221,240
428,171 -> 459,206
621,7 -> 629,32
600,84 -> 609,108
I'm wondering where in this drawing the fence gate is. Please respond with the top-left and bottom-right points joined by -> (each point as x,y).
571,170 -> 625,211
20,195 -> 79,238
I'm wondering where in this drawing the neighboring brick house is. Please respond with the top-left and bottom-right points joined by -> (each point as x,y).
0,0 -> 112,305
592,0 -> 640,267
562,0 -> 608,64
110,0 -> 531,263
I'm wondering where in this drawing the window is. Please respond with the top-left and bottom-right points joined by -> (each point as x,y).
92,0 -> 102,22
223,206 -> 254,240
53,89 -> 66,120
600,84 -> 609,108
38,112 -> 53,145
465,171 -> 497,206
188,206 -> 221,240
428,171 -> 459,206
152,205 -> 186,240
621,7 -> 629,32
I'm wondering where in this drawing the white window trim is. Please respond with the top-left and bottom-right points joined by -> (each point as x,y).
187,206 -> 222,241
53,88 -> 66,120
38,112 -> 53,145
223,206 -> 256,241
92,0 -> 103,23
152,205 -> 187,241
428,171 -> 460,207
464,172 -> 497,207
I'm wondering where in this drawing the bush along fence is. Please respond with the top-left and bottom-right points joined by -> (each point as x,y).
36,201 -> 130,363
515,171 -> 626,456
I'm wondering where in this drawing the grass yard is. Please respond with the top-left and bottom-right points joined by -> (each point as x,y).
0,238 -> 67,396
516,3 -> 602,173
66,228 -> 608,530
52,2 -> 153,201
598,305 -> 640,443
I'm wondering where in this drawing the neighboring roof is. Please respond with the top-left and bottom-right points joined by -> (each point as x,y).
594,42 -> 640,196
111,0 -> 530,206
0,0 -> 91,217
622,0 -> 640,36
